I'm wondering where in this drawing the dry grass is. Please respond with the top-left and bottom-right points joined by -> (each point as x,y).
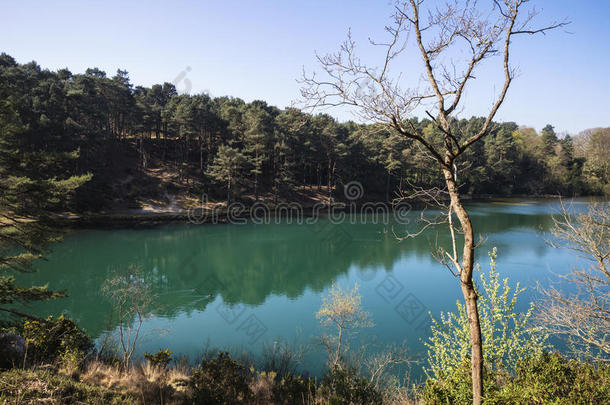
1,360 -> 423,405
80,360 -> 191,405
382,387 -> 421,405
249,370 -> 276,403
0,368 -> 134,405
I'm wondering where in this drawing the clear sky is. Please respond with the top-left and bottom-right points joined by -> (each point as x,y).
1,0 -> 609,134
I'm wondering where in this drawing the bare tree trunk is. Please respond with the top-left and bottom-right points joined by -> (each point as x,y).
227,175 -> 232,207
254,150 -> 259,202
443,165 -> 483,404
386,172 -> 391,202
162,124 -> 167,162
327,157 -> 332,204
332,160 -> 336,201
254,171 -> 259,201
199,135 -> 203,175
140,132 -> 147,169
335,325 -> 343,368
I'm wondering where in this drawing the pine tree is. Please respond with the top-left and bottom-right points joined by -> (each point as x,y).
244,101 -> 273,201
206,145 -> 245,205
541,124 -> 558,156
0,58 -> 90,321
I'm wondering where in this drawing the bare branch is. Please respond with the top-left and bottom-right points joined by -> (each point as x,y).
538,201 -> 610,360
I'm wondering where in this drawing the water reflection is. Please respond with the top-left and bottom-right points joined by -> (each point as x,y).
22,200 -> 567,339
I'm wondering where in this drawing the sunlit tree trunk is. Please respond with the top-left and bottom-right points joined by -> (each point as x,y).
443,163 -> 483,403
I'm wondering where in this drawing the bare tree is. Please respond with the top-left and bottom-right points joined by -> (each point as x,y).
102,265 -> 156,369
362,342 -> 412,395
538,202 -> 609,361
316,283 -> 373,369
300,1 -> 566,402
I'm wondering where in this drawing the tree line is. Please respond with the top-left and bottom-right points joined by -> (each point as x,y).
1,52 -> 608,210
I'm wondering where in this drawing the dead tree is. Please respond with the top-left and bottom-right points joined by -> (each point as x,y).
538,202 -> 609,361
300,1 -> 566,403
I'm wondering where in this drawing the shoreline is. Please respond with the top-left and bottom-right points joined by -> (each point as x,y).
58,194 -> 597,228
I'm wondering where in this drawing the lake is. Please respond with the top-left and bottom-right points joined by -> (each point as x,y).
18,198 -> 592,379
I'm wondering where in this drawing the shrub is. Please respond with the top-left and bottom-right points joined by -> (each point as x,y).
59,348 -> 86,376
319,366 -> 382,405
144,348 -> 173,369
272,372 -> 316,404
22,315 -> 93,364
190,351 -> 252,405
250,370 -> 276,402
493,352 -> 610,404
425,248 -> 547,380
421,353 -> 610,404
421,359 -> 499,404
261,338 -> 307,377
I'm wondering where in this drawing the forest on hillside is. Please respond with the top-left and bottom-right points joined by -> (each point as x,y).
1,53 -> 608,212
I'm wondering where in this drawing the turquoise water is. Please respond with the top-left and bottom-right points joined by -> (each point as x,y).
18,199 -> 592,378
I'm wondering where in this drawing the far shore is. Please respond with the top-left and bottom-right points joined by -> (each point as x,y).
58,194 -> 594,228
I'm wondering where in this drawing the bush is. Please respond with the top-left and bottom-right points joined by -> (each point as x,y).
421,353 -> 610,404
425,248 -> 547,380
22,315 -> 93,364
272,372 -> 316,404
59,348 -> 86,376
144,348 -> 173,369
261,338 -> 307,377
493,352 -> 610,404
319,366 -> 382,405
421,359 -> 500,404
190,351 -> 252,404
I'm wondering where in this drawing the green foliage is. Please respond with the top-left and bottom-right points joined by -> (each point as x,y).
418,249 -> 610,404
319,366 -> 382,405
0,276 -> 64,306
494,352 -> 610,404
206,144 -> 246,204
190,351 -> 253,405
58,348 -> 85,376
425,248 -> 547,380
541,124 -> 558,156
422,353 -> 610,404
421,359 -> 499,404
22,315 -> 93,364
0,58 -> 90,321
582,128 -> 610,194
143,348 -> 173,369
1,52 -> 605,218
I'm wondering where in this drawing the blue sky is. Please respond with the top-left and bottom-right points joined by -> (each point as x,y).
1,0 -> 609,134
